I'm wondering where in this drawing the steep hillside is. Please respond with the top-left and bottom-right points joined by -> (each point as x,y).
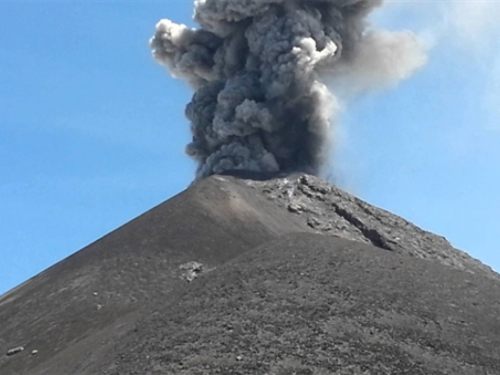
103,233 -> 500,375
0,173 -> 497,375
0,174 -> 306,375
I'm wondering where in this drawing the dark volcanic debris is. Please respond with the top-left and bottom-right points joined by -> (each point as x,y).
107,234 -> 500,375
243,174 -> 497,279
0,173 -> 499,375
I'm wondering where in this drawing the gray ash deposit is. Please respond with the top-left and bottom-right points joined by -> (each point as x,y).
1,174 -> 499,375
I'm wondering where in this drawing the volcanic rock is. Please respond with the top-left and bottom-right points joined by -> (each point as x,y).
0,173 -> 498,375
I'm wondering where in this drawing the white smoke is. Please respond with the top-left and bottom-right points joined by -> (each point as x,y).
151,0 -> 427,180
448,2 -> 500,130
449,2 -> 500,44
376,1 -> 500,132
331,29 -> 427,93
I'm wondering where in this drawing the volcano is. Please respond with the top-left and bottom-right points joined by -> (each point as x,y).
1,173 -> 499,375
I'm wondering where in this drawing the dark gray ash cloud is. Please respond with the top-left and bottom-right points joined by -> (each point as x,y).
151,0 -> 426,180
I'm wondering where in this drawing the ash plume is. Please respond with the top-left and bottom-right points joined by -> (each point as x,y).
151,0 -> 426,180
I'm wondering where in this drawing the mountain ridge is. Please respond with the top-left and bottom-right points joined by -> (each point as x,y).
0,173 -> 498,375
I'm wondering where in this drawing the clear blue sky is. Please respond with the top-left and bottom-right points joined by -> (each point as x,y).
1,1 -> 499,296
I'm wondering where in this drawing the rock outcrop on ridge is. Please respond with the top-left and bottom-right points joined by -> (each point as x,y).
0,173 -> 498,375
240,173 -> 497,279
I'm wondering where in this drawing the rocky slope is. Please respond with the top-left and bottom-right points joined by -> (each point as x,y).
0,173 -> 498,375
103,233 -> 500,375
239,173 -> 497,279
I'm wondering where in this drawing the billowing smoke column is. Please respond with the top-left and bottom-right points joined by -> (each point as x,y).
151,0 -> 426,180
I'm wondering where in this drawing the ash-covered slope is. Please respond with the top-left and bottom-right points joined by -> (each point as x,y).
0,174 -> 306,375
102,234 -> 500,375
240,173 -> 497,279
0,173 -> 498,375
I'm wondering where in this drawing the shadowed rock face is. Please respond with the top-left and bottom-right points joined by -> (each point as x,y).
0,174 -> 499,375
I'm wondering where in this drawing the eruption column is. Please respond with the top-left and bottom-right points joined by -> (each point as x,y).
151,0 -> 426,180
